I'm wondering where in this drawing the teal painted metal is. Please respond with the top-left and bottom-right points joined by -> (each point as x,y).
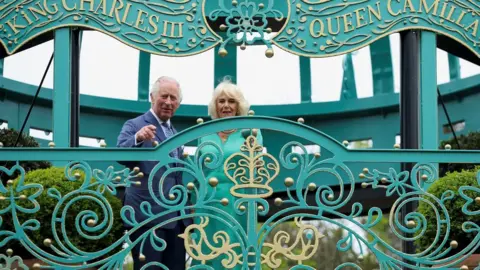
52,29 -> 71,148
448,54 -> 461,81
214,33 -> 237,84
0,116 -> 480,269
420,31 -> 438,188
340,53 -> 357,100
137,52 -> 151,102
370,37 -> 394,95
299,56 -> 312,103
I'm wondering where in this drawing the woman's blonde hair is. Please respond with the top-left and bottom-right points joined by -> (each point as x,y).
208,78 -> 250,119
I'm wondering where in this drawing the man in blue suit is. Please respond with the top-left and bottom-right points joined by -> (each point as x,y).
117,76 -> 191,270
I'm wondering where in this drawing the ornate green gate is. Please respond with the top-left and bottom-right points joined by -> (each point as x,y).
1,0 -> 480,269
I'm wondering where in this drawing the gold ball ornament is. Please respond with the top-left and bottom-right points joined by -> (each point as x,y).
209,177 -> 219,187
445,144 -> 452,150
187,182 -> 195,190
248,110 -> 255,116
361,182 -> 369,188
218,48 -> 228,57
258,205 -> 264,211
196,118 -> 204,124
44,238 -> 52,247
6,249 -> 13,256
87,219 -> 96,226
139,254 -> 146,262
407,220 -> 416,228
221,198 -> 229,206
450,240 -> 458,249
308,183 -> 317,191
297,118 -> 305,124
265,48 -> 274,58
284,177 -> 294,187
169,194 -> 176,200
48,141 -> 55,148
274,198 -> 283,206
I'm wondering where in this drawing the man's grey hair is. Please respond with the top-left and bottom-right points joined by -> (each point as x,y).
150,76 -> 183,101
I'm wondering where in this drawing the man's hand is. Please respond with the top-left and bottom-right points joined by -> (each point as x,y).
136,125 -> 157,143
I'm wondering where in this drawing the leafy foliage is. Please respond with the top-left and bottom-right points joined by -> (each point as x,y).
0,128 -> 51,183
439,131 -> 480,176
415,169 -> 480,255
0,167 -> 124,260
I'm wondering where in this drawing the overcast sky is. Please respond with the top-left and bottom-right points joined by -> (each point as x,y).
3,31 -> 480,107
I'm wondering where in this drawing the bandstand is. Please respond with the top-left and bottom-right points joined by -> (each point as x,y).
1,0 -> 480,269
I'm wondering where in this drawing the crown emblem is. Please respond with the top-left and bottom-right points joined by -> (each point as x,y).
224,135 -> 279,198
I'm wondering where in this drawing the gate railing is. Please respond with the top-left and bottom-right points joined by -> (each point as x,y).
0,116 -> 479,269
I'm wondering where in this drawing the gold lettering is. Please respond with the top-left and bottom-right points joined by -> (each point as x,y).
94,0 -> 107,15
44,0 -> 58,14
21,11 -> 33,25
387,0 -> 401,16
122,3 -> 133,26
455,10 -> 467,27
439,1 -> 448,18
418,0 -> 439,15
343,13 -> 354,33
108,0 -> 124,24
27,1 -> 46,21
465,20 -> 479,37
6,15 -> 25,34
162,21 -> 183,38
80,0 -> 94,11
148,14 -> 159,34
354,8 -> 367,29
309,19 -> 327,38
62,0 -> 75,11
445,6 -> 456,22
367,2 -> 382,23
134,9 -> 148,32
327,17 -> 340,35
403,0 -> 415,13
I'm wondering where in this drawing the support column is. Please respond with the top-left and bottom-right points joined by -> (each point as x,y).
53,28 -> 72,148
420,32 -> 438,190
399,30 -> 420,269
138,52 -> 151,101
448,54 -> 460,81
214,34 -> 237,84
299,57 -> 312,103
70,29 -> 81,147
340,53 -> 357,100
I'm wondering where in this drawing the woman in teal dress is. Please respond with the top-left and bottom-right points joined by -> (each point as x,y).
190,78 -> 263,269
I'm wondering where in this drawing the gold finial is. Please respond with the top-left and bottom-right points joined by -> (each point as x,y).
361,182 -> 368,188
135,181 -> 142,186
381,177 -> 388,184
6,180 -> 13,186
219,24 -> 227,31
239,205 -> 246,211
258,3 -> 264,8
284,177 -> 294,187
292,157 -> 298,163
308,183 -> 316,191
133,167 -> 140,173
152,141 -> 158,147
460,266 -> 468,270
342,140 -> 349,147
74,172 -> 81,179
232,0 -> 238,6
394,143 -> 400,149
444,144 -> 452,150
48,141 -> 55,148
327,194 -> 334,200
100,140 -> 107,147
187,182 -> 195,190
139,254 -> 146,262
221,198 -> 229,206
475,197 -> 480,204
196,118 -> 204,124
450,240 -> 458,249
183,152 -> 189,158
266,27 -> 272,33
314,152 -> 320,158
359,173 -> 365,179
87,219 -> 96,226
274,198 -> 283,206
44,238 -> 52,247
407,220 -> 416,228
218,48 -> 228,57
265,48 -> 274,58
6,249 -> 13,256
114,176 -> 121,181
362,168 -> 369,173
258,205 -> 264,211
32,263 -> 41,270
297,118 -> 305,124
240,44 -> 246,50
169,194 -> 176,200
137,172 -> 144,178
205,157 -> 211,162
19,195 -> 26,200
421,174 -> 428,180
209,177 -> 218,187
248,110 -> 255,116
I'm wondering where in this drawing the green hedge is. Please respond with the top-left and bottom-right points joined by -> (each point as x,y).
439,131 -> 480,176
415,169 -> 480,255
0,128 -> 51,183
0,167 -> 124,259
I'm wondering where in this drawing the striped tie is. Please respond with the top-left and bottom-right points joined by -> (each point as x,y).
161,122 -> 178,159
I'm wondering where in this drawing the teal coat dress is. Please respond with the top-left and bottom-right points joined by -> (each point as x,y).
191,129 -> 263,269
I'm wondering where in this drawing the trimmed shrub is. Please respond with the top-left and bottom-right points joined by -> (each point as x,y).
0,128 -> 51,183
0,167 -> 124,260
439,131 -> 480,176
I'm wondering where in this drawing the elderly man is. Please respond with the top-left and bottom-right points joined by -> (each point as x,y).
117,76 -> 190,270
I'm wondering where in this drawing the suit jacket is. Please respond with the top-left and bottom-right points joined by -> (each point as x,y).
117,110 -> 192,229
